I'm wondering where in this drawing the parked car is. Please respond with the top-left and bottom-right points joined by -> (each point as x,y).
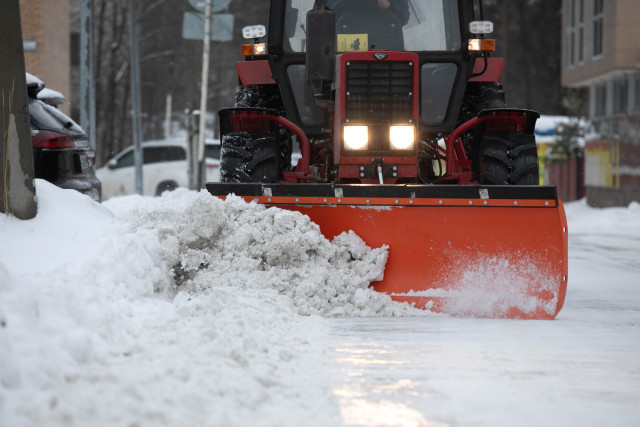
27,73 -> 102,202
96,138 -> 220,200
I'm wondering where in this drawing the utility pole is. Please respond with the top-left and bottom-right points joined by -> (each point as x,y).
128,0 -> 144,195
0,0 -> 37,219
164,60 -> 174,139
80,0 -> 96,151
197,0 -> 213,188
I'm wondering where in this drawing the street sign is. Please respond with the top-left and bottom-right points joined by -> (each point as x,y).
182,12 -> 234,41
188,0 -> 231,13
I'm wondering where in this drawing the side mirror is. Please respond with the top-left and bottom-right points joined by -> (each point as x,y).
286,6 -> 299,38
108,159 -> 117,170
305,0 -> 335,102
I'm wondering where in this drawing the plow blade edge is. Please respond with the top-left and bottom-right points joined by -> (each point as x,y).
207,183 -> 568,319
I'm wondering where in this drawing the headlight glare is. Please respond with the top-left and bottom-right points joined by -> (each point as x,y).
254,43 -> 266,54
344,126 -> 368,150
389,125 -> 415,150
468,38 -> 495,52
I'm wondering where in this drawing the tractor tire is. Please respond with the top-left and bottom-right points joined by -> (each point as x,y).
220,131 -> 279,183
235,85 -> 293,172
475,132 -> 539,185
458,82 -> 506,158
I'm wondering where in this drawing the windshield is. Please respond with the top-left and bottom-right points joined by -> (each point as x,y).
285,0 -> 461,53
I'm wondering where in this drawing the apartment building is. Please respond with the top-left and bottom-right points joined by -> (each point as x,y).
19,0 -> 71,114
562,0 -> 640,206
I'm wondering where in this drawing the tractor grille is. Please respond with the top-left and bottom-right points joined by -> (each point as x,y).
344,61 -> 413,122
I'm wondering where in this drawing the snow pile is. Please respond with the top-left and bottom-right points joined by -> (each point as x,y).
564,199 -> 640,234
1,183 -> 639,426
0,180 -> 415,426
110,189 -> 413,317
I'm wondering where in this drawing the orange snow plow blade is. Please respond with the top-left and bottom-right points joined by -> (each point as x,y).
207,183 -> 568,319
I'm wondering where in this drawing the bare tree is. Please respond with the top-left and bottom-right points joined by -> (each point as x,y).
88,0 -> 270,167
484,0 -> 564,115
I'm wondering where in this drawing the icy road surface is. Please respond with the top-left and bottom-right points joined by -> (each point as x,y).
327,212 -> 640,426
1,180 -> 639,426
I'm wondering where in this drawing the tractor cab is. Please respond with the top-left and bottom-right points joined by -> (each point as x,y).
261,0 -> 488,138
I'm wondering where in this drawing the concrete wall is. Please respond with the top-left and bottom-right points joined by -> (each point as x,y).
586,186 -> 640,207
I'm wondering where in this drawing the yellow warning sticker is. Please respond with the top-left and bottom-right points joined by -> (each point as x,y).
337,34 -> 369,52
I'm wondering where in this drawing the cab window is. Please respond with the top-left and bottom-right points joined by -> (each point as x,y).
285,0 -> 461,53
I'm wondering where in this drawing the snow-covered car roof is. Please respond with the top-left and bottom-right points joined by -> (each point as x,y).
25,72 -> 44,88
25,72 -> 45,96
37,88 -> 66,106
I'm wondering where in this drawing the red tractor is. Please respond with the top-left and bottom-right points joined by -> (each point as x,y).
207,0 -> 568,319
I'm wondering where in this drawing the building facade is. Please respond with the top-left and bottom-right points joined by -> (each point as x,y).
19,0 -> 71,114
562,0 -> 640,206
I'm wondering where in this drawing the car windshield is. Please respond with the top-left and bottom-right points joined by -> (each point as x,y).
115,145 -> 187,169
285,0 -> 461,53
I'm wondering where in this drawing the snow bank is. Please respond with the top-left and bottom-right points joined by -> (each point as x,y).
0,180 -> 414,426
108,188 -> 413,317
564,199 -> 640,234
1,182 -> 639,426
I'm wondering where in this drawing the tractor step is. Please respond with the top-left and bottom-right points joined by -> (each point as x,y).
206,183 -> 568,319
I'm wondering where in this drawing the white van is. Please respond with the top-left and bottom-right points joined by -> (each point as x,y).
97,138 -> 220,200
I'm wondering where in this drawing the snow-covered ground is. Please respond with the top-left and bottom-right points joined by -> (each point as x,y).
1,180 -> 639,426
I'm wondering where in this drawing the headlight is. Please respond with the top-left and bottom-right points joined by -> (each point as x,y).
389,125 -> 415,150
468,38 -> 495,52
241,43 -> 267,56
344,126 -> 368,150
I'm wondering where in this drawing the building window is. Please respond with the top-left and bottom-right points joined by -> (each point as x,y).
577,0 -> 584,62
70,33 -> 80,67
566,0 -> 576,66
594,83 -> 606,117
593,0 -> 604,57
612,77 -> 627,115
